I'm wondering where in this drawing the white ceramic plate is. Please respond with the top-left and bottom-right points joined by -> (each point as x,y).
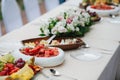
13,47 -> 65,67
87,6 -> 120,16
70,49 -> 102,61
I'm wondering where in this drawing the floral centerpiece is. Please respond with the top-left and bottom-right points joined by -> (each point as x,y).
39,8 -> 94,37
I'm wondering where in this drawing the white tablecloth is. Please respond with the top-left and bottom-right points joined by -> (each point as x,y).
0,0 -> 120,80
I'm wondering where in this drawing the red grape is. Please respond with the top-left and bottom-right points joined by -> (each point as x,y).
15,58 -> 25,68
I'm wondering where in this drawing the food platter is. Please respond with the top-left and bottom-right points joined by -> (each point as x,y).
21,37 -> 85,50
17,37 -> 85,67
0,53 -> 41,80
87,5 -> 120,16
18,47 -> 65,67
0,41 -> 65,67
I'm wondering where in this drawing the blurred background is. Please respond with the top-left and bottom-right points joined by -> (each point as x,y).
0,0 -> 66,35
0,0 -> 46,35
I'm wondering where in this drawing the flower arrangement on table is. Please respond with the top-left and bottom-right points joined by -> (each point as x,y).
39,8 -> 95,37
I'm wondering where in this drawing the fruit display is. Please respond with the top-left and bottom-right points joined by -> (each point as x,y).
21,37 -> 85,50
90,4 -> 114,10
24,38 -> 80,46
20,44 -> 59,57
82,0 -> 120,16
0,53 -> 41,80
19,40 -> 65,67
80,0 -> 120,9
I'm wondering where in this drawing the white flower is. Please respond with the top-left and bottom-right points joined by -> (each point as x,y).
51,26 -> 58,34
79,20 -> 85,27
44,29 -> 50,36
67,23 -> 75,31
55,20 -> 66,28
51,20 -> 67,34
72,16 -> 80,26
58,26 -> 67,33
82,12 -> 90,18
78,14 -> 83,19
51,26 -> 67,34
75,27 -> 79,31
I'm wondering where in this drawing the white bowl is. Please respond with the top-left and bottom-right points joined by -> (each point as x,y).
13,47 -> 65,67
87,6 -> 120,16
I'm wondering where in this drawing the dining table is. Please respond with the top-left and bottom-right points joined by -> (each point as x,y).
0,0 -> 120,80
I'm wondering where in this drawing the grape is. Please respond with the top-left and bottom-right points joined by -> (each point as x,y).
17,58 -> 23,62
15,62 -> 25,68
15,58 -> 25,64
92,12 -> 97,16
14,58 -> 25,68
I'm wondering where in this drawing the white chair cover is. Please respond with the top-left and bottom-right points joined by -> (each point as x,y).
44,0 -> 59,11
1,0 -> 23,33
23,0 -> 41,22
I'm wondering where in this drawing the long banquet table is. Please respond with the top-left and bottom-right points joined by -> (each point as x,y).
0,0 -> 120,80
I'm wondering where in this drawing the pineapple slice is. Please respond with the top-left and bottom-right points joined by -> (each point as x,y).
10,64 -> 34,80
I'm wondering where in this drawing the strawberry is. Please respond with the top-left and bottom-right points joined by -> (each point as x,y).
29,47 -> 40,54
39,48 -> 45,53
0,71 -> 7,76
9,67 -> 19,75
44,51 -> 50,57
5,63 -> 14,69
49,49 -> 54,55
24,48 -> 30,53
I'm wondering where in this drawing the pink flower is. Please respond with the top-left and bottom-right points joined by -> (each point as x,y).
66,18 -> 73,24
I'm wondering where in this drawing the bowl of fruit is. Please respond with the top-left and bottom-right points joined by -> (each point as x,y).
0,53 -> 41,80
86,4 -> 120,16
19,44 -> 65,67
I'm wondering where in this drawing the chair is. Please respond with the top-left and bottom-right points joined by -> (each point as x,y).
1,0 -> 23,33
44,0 -> 59,11
23,0 -> 41,22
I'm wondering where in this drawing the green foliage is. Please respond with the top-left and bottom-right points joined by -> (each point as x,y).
39,34 -> 46,36
48,18 -> 59,32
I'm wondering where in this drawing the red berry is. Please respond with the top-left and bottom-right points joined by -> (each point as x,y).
0,71 -> 7,76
